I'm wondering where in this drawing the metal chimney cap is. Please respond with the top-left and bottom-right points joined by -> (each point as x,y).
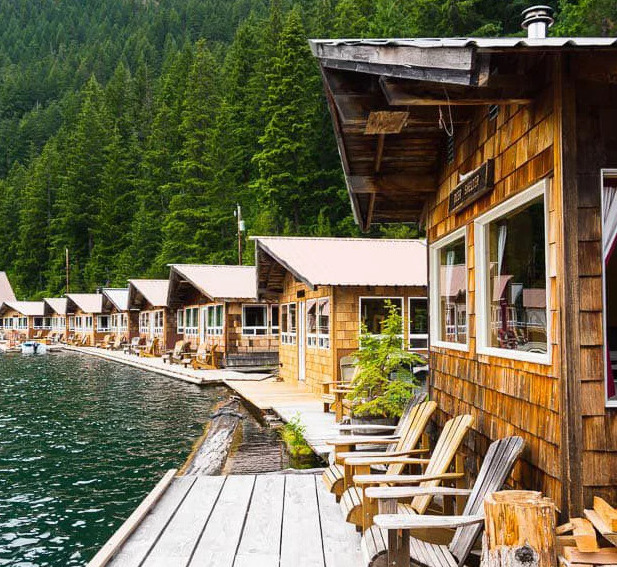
521,5 -> 555,33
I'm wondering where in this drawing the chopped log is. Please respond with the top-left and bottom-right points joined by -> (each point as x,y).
481,491 -> 557,567
571,518 -> 599,552
563,546 -> 617,564
557,523 -> 575,535
181,399 -> 244,476
594,498 -> 617,532
584,510 -> 617,546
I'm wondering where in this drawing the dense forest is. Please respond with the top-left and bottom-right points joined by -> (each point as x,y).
0,0 -> 614,298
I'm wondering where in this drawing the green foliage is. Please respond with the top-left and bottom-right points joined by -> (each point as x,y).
348,302 -> 422,419
280,414 -> 313,457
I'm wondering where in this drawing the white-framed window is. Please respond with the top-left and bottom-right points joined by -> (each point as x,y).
429,226 -> 468,350
271,305 -> 279,335
318,298 -> 330,349
177,309 -> 185,333
601,169 -> 617,407
17,317 -> 28,330
97,315 -> 110,332
75,316 -> 83,331
306,299 -> 317,347
242,304 -> 269,335
184,307 -> 199,337
359,297 -> 404,338
152,311 -> 164,336
139,312 -> 150,334
43,317 -> 51,329
280,302 -> 297,345
206,304 -> 224,336
34,317 -> 44,329
409,297 -> 428,351
474,179 -> 550,365
84,316 -> 93,330
69,316 -> 75,331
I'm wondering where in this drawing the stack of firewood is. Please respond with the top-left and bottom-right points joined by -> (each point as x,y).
558,498 -> 617,567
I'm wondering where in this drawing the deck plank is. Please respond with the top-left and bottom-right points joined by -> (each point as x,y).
187,475 -> 256,567
108,476 -> 196,567
140,476 -> 226,567
316,479 -> 363,567
233,475 -> 285,567
280,475 -> 325,567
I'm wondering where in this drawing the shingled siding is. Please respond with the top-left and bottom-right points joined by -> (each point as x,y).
573,77 -> 617,506
427,81 -> 563,504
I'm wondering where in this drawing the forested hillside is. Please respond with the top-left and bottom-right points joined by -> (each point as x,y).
0,0 -> 614,298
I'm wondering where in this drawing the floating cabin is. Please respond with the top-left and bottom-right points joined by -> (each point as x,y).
253,236 -> 428,393
0,301 -> 46,341
43,298 -> 68,341
311,10 -> 617,514
167,264 -> 279,369
101,288 -> 136,343
127,279 -> 173,353
65,293 -> 106,346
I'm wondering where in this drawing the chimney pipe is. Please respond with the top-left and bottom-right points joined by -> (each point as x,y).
521,5 -> 554,39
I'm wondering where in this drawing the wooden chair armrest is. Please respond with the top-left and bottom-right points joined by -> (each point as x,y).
328,436 -> 399,446
374,514 -> 484,531
345,456 -> 431,466
353,472 -> 465,485
337,449 -> 426,461
365,486 -> 473,500
331,388 -> 353,394
337,424 -> 397,432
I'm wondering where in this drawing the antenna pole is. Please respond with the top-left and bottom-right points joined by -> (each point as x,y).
236,204 -> 243,266
65,248 -> 70,293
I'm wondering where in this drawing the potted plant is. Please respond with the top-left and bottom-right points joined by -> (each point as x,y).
346,301 -> 423,424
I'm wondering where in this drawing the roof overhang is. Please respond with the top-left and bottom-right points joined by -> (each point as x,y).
254,239 -> 316,294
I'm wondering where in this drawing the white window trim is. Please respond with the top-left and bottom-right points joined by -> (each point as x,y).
601,168 -> 617,407
242,304 -> 269,336
184,307 -> 199,337
152,310 -> 164,337
281,302 -> 297,345
205,304 -> 224,336
429,226 -> 469,352
474,179 -> 551,365
97,315 -> 110,332
270,305 -> 280,335
408,296 -> 429,352
306,298 -> 331,350
359,296 -> 405,341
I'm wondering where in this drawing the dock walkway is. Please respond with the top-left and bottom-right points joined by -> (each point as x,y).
90,472 -> 361,567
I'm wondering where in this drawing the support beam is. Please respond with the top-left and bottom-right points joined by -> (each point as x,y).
347,174 -> 437,194
375,135 -> 385,173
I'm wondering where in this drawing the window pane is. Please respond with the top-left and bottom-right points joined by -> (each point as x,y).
306,300 -> 317,333
245,305 -> 267,327
487,196 -> 547,353
439,237 -> 467,344
361,298 -> 402,334
289,304 -> 297,333
216,305 -> 224,327
318,299 -> 330,335
281,305 -> 288,333
409,298 -> 428,335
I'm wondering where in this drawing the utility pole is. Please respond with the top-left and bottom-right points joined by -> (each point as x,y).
65,248 -> 70,293
234,204 -> 245,266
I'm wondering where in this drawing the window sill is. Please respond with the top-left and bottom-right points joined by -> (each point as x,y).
606,400 -> 617,409
431,340 -> 469,352
476,346 -> 551,366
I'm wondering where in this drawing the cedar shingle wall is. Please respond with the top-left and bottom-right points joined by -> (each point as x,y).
427,83 -> 563,504
574,77 -> 617,505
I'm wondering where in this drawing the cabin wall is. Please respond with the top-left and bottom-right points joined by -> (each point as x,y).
427,81 -> 563,505
225,301 -> 279,354
0,308 -> 29,341
569,65 -> 617,506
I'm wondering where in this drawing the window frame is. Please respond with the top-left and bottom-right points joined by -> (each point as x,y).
280,302 -> 297,345
474,179 -> 551,365
359,296 -> 404,340
97,315 -> 110,332
177,309 -> 185,334
270,305 -> 279,335
242,304 -> 269,336
429,226 -> 469,352
306,299 -> 318,348
205,304 -> 224,336
408,296 -> 429,352
184,307 -> 199,337
601,168 -> 617,408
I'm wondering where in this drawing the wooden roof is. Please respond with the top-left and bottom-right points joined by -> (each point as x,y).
310,37 -> 617,230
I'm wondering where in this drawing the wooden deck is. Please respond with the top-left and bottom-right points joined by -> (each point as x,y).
90,473 -> 361,567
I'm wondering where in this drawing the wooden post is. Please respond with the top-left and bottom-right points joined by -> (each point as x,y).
482,491 -> 557,567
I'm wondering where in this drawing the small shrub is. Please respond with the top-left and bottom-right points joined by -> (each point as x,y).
280,414 -> 313,457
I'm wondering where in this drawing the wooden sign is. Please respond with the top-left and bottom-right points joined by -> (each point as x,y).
448,159 -> 494,214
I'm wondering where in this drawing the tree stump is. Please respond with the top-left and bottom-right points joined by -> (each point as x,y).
481,490 -> 557,567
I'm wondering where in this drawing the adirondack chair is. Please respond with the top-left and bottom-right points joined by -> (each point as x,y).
341,414 -> 474,530
162,340 -> 188,364
139,337 -> 159,357
324,395 -> 434,500
33,330 -> 42,339
48,331 -> 57,342
57,332 -> 65,343
124,336 -> 143,354
192,343 -> 218,370
364,436 -> 525,567
80,334 -> 90,346
107,335 -> 123,350
96,334 -> 113,348
323,355 -> 357,419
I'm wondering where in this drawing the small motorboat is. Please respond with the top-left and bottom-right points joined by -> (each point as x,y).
20,341 -> 47,355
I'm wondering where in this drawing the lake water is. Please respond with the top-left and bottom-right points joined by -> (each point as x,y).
0,352 -> 290,566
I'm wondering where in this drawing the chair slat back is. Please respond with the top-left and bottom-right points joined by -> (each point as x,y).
173,340 -> 185,356
389,391 -> 427,441
385,400 -> 437,474
410,414 -> 474,514
448,436 -> 524,565
339,355 -> 357,383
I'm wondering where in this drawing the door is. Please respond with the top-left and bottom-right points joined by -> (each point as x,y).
298,301 -> 306,382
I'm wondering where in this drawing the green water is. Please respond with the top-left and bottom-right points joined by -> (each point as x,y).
0,352 -> 287,566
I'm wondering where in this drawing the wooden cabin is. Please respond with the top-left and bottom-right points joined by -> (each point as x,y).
127,279 -> 174,353
43,298 -> 68,342
65,293 -> 106,346
102,288 -> 136,343
0,301 -> 47,341
311,13 -> 617,514
167,264 -> 279,368
253,236 -> 427,394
